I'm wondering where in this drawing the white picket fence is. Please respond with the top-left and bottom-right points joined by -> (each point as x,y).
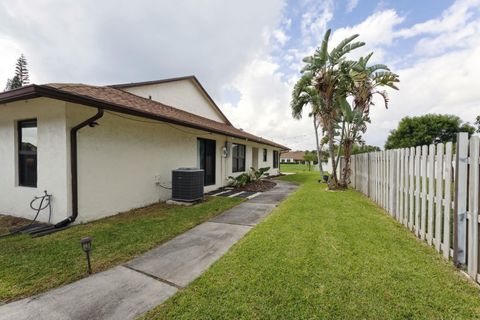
350,133 -> 480,283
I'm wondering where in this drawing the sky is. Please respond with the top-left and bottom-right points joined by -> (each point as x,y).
1,0 -> 479,150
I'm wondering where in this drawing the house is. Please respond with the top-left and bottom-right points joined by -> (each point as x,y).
280,151 -> 306,164
0,76 -> 287,226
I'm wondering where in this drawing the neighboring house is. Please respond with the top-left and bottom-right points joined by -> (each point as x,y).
280,151 -> 306,164
280,150 -> 333,173
0,76 -> 287,225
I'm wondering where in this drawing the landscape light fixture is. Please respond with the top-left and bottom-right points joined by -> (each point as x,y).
80,237 -> 93,274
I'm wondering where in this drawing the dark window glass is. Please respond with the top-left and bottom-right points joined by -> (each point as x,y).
273,150 -> 279,169
197,138 -> 216,186
263,149 -> 267,162
232,143 -> 246,172
18,119 -> 37,187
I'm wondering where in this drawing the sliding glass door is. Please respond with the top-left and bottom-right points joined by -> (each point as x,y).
197,138 -> 216,186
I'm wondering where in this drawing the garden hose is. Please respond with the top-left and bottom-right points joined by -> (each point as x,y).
0,191 -> 51,238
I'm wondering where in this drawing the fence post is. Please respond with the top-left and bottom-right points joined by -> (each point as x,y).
389,150 -> 396,216
467,136 -> 479,278
454,132 -> 468,266
351,155 -> 355,188
367,153 -> 370,197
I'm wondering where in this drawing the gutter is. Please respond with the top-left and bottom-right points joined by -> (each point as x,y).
0,85 -> 288,150
55,108 -> 104,228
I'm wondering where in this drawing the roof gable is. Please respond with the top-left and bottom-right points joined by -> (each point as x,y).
111,76 -> 231,125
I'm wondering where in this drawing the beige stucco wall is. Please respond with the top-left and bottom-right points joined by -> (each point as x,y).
69,105 -> 280,222
0,99 -> 280,224
0,98 -> 70,223
122,79 -> 227,123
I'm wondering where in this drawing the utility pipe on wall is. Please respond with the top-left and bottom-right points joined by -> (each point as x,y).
55,108 -> 104,228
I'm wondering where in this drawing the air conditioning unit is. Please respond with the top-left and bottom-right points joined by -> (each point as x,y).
171,168 -> 204,202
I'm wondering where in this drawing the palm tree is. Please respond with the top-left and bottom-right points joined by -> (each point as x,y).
339,53 -> 399,185
291,73 -> 325,175
301,29 -> 364,189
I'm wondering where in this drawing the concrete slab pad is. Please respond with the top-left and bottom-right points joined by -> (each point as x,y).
210,202 -> 276,226
126,222 -> 251,287
0,266 -> 177,320
247,192 -> 290,204
267,183 -> 299,193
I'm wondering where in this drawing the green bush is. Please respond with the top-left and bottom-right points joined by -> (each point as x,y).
228,167 -> 270,187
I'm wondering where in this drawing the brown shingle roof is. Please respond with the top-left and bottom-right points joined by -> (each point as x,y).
280,151 -> 305,161
0,83 -> 287,150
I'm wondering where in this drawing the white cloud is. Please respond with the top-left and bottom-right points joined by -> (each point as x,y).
359,1 -> 480,147
222,58 -> 316,150
346,0 -> 359,13
0,0 -> 284,95
300,0 -> 334,47
273,29 -> 290,46
413,20 -> 480,56
365,40 -> 480,147
330,9 -> 404,63
0,37 -> 24,85
396,0 -> 480,38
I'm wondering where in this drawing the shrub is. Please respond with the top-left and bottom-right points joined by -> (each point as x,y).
228,167 -> 270,188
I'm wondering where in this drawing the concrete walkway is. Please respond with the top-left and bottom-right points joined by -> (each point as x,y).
0,180 -> 298,320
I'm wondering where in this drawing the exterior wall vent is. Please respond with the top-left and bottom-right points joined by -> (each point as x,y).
171,168 -> 204,202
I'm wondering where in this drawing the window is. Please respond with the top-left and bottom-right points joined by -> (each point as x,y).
263,148 -> 267,162
18,119 -> 37,187
273,150 -> 279,168
232,143 -> 246,172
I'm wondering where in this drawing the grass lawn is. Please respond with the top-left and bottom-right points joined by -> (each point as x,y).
0,196 -> 242,303
143,171 -> 480,319
280,163 -> 315,172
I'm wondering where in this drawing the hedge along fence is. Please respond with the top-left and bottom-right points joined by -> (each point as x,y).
349,133 -> 480,283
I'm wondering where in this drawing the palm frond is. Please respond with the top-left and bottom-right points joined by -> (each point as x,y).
372,71 -> 400,90
367,64 -> 390,73
330,36 -> 365,63
317,29 -> 331,66
331,34 -> 360,55
290,74 -> 323,119
373,90 -> 390,109
363,52 -> 374,65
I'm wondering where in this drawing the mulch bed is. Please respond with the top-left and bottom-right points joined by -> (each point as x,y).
233,179 -> 276,192
0,214 -> 32,234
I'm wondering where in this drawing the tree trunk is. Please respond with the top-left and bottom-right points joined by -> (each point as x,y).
340,139 -> 353,188
335,120 -> 345,174
313,116 -> 324,175
327,120 -> 339,189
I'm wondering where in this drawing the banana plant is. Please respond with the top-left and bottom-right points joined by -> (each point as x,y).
300,29 -> 365,189
339,52 -> 400,186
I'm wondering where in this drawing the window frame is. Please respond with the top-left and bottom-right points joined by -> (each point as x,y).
273,150 -> 279,169
17,118 -> 38,188
232,143 -> 246,173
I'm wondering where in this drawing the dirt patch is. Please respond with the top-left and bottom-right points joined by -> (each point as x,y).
0,214 -> 32,234
233,179 -> 277,192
